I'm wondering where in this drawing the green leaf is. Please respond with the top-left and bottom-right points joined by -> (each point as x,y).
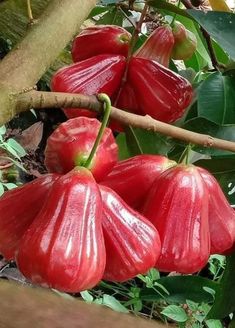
0,126 -> 6,135
95,295 -> 129,313
187,10 -> 235,60
183,117 -> 235,157
80,291 -> 94,303
205,319 -> 223,328
197,72 -> 235,125
2,183 -> 17,190
140,276 -> 218,303
6,139 -> 27,157
161,305 -> 188,323
212,40 -> 230,66
125,127 -> 173,157
96,6 -> 123,26
125,126 -> 144,156
0,183 -> 4,196
88,5 -> 108,19
208,253 -> 235,319
186,300 -> 199,311
115,133 -> 130,160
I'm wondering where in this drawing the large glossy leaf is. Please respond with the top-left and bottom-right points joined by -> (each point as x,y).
197,72 -> 235,125
183,117 -> 235,157
140,276 -> 219,304
115,133 -> 131,160
208,253 -> 235,319
125,127 -> 174,157
187,10 -> 235,60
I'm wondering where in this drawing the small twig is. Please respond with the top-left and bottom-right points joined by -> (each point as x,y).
113,2 -> 149,107
26,0 -> 34,24
15,90 -> 235,154
180,0 -> 195,9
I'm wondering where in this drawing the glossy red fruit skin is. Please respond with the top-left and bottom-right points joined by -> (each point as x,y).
0,174 -> 59,260
51,54 -> 126,119
100,185 -> 161,282
110,82 -> 142,132
116,82 -> 142,115
72,25 -> 131,62
142,165 -> 210,274
171,21 -> 197,60
198,167 -> 235,254
128,57 -> 193,123
101,155 -> 176,209
16,167 -> 106,293
44,117 -> 118,182
134,25 -> 175,67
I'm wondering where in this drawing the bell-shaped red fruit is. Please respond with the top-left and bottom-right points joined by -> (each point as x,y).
100,185 -> 161,282
198,167 -> 235,254
115,82 -> 142,115
134,25 -> 175,67
72,25 -> 131,62
128,57 -> 193,123
142,165 -> 210,274
0,174 -> 59,260
51,54 -> 126,119
44,117 -> 118,182
171,21 -> 197,60
101,155 -> 176,209
17,167 -> 106,292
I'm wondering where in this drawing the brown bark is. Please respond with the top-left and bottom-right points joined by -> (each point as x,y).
0,0 -> 97,123
15,90 -> 235,153
0,280 -> 165,328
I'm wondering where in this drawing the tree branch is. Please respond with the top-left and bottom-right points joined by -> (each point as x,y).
16,90 -> 235,153
0,0 -> 97,123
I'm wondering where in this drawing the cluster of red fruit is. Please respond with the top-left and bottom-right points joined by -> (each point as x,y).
0,117 -> 234,293
0,24 -> 232,293
51,23 -> 195,125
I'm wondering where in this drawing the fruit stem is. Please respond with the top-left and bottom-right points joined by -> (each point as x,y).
127,2 -> 149,61
170,0 -> 181,27
178,144 -> 192,165
113,2 -> 149,107
84,94 -> 112,170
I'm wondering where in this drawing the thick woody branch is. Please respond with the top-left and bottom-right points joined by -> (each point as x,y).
0,0 -> 97,124
0,0 -> 97,92
16,90 -> 235,153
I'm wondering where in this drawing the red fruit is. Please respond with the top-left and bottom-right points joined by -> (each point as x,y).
110,82 -> 142,132
198,167 -> 235,254
0,174 -> 59,260
128,57 -> 193,123
116,82 -> 142,115
171,21 -> 197,60
72,25 -> 131,62
100,185 -> 161,282
51,54 -> 126,119
142,165 -> 210,274
17,167 -> 106,293
44,117 -> 118,182
101,155 -> 176,209
134,25 -> 175,67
